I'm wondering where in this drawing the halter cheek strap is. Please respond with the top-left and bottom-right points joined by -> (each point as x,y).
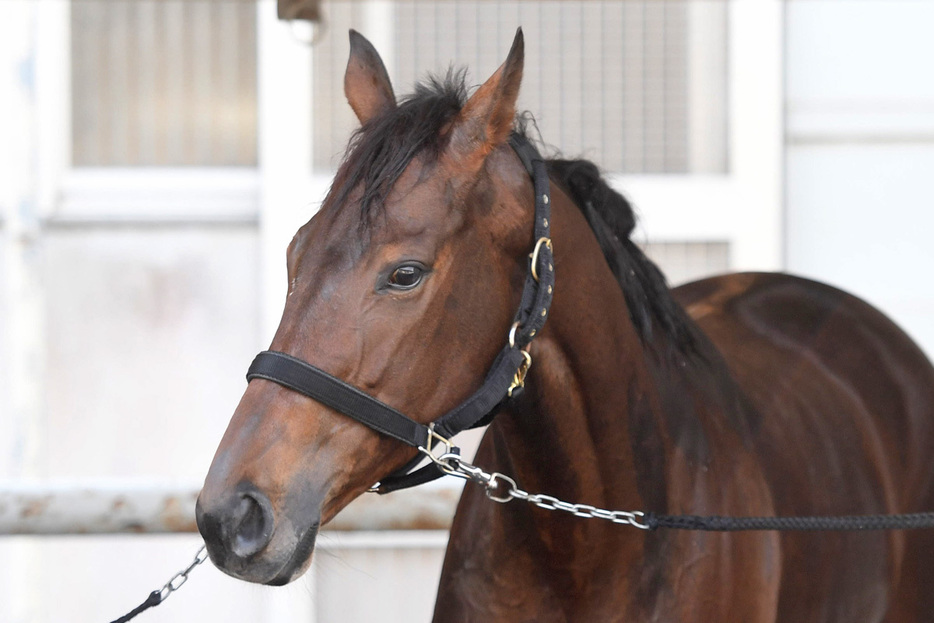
246,132 -> 554,493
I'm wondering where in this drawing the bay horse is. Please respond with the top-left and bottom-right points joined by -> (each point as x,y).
196,29 -> 934,621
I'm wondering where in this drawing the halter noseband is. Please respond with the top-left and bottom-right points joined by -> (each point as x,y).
245,133 -> 554,494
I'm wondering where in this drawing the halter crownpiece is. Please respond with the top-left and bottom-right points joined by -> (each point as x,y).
246,132 -> 554,493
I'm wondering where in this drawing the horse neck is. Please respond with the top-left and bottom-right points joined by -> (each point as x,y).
487,184 -> 727,529
453,179 -> 756,612
488,187 -> 658,513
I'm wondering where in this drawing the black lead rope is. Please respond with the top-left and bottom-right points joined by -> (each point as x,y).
111,545 -> 207,622
646,511 -> 934,532
449,453 -> 934,533
110,591 -> 162,623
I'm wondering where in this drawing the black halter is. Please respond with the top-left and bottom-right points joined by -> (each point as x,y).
245,133 -> 554,494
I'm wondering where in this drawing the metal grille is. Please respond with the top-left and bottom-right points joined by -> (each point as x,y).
312,1 -> 727,174
71,0 -> 258,167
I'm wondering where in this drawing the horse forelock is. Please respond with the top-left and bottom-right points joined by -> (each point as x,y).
325,69 -> 470,231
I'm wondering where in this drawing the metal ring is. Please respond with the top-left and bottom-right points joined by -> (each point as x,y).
627,511 -> 652,530
530,237 -> 553,283
426,423 -> 454,453
629,511 -> 651,530
486,473 -> 518,504
508,321 -> 521,348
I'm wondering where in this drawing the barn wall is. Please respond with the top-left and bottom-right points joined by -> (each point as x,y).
785,0 -> 934,357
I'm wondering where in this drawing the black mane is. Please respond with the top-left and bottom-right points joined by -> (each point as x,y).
328,71 -> 697,352
546,159 -> 699,353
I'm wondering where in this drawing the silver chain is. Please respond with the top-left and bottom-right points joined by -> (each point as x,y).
158,545 -> 208,602
421,449 -> 650,530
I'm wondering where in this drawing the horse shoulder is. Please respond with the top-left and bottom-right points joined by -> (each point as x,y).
673,270 -> 934,495
674,271 -> 934,620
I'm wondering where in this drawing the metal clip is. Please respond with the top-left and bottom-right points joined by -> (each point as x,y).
507,350 -> 533,397
485,472 -> 519,503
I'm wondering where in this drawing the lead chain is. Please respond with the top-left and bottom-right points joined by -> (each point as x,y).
425,451 -> 649,530
111,545 -> 208,623
159,545 -> 208,601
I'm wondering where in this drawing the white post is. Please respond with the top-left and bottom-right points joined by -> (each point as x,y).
257,0 -> 318,343
0,5 -> 48,621
728,0 -> 784,271
256,2 -> 318,620
686,1 -> 728,174
34,0 -> 70,217
0,1 -> 47,486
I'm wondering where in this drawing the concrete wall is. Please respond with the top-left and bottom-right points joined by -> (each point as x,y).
785,0 -> 934,357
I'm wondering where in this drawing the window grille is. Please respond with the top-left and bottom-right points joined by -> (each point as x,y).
312,1 -> 728,175
71,0 -> 258,167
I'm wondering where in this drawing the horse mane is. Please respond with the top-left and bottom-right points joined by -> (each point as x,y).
545,158 -> 699,353
329,71 -> 698,352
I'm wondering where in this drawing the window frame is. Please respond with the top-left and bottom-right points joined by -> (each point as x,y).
35,0 -> 262,225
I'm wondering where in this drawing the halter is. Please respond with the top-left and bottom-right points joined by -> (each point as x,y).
245,132 -> 555,494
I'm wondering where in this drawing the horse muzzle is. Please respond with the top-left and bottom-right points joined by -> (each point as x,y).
196,480 -> 321,585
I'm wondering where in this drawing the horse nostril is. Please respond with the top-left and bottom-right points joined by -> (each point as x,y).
230,490 -> 275,559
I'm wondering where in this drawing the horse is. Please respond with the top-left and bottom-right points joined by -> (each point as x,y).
195,29 -> 934,621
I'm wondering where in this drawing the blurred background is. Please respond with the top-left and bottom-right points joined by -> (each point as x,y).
1,1 -> 933,621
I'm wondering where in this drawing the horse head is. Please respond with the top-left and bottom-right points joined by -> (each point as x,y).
196,29 -> 536,585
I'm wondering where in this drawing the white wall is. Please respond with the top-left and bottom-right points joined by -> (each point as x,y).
785,1 -> 934,357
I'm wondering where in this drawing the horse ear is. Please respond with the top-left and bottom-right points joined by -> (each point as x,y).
449,28 -> 524,160
345,30 -> 396,125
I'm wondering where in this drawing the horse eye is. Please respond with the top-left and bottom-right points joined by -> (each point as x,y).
387,264 -> 425,290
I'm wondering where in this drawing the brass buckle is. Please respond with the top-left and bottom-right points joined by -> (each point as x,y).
530,237 -> 553,283
507,349 -> 533,397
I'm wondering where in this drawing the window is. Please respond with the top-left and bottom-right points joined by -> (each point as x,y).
71,0 -> 258,167
311,1 -> 728,174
